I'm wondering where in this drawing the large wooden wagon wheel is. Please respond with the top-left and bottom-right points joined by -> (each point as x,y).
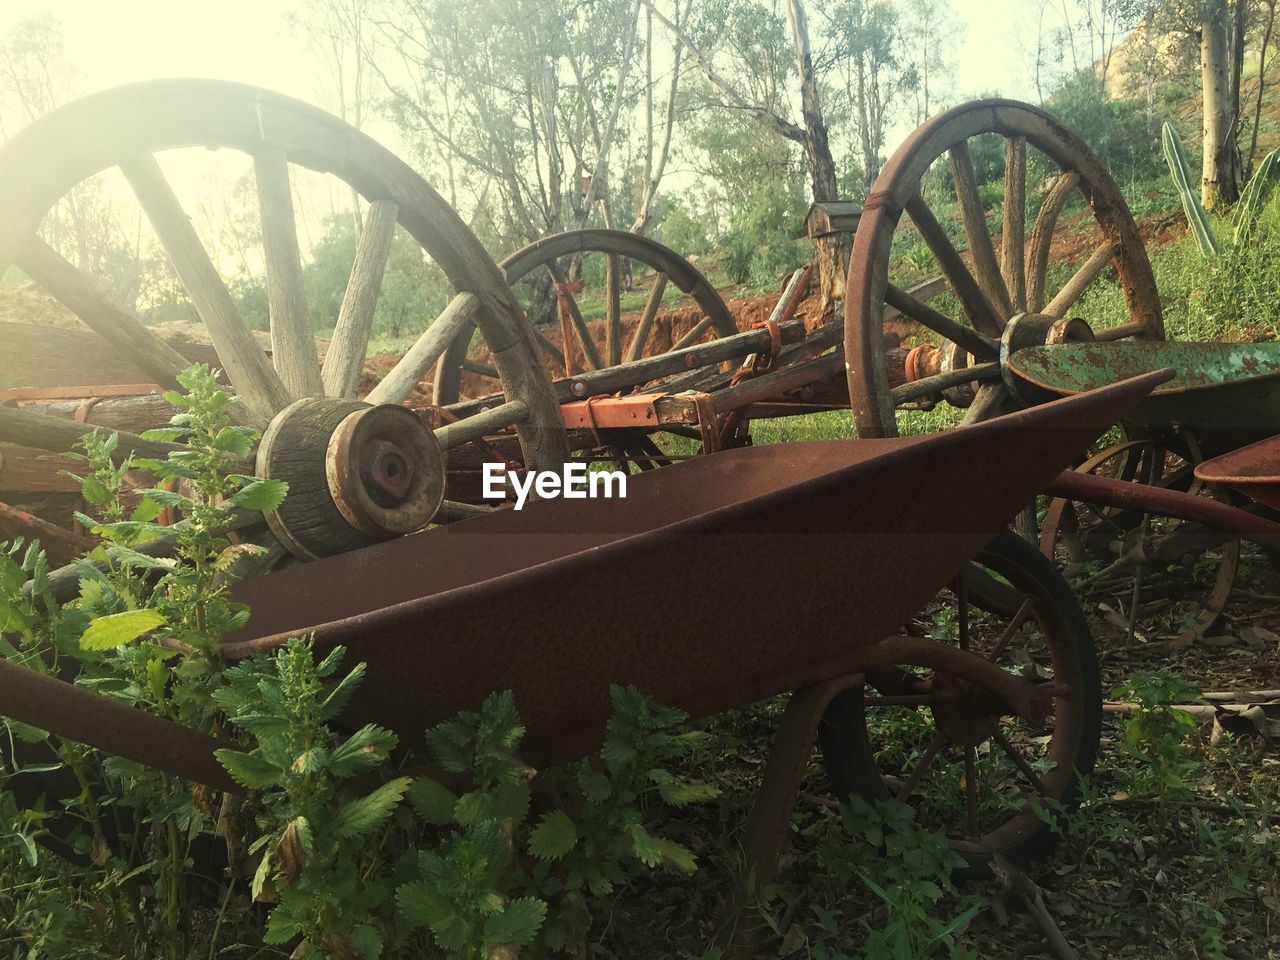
0,80 -> 569,560
845,99 -> 1164,440
434,228 -> 738,405
820,529 -> 1101,874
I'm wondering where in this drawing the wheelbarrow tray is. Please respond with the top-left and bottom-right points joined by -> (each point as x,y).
220,371 -> 1170,765
1007,342 -> 1280,453
1195,432 -> 1280,511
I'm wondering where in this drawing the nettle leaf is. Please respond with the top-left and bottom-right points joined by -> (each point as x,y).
291,747 -> 328,775
212,426 -> 253,457
396,880 -> 451,930
484,896 -> 547,948
329,724 -> 398,778
228,477 -> 288,512
348,923 -> 383,960
215,749 -> 284,789
140,426 -> 187,443
333,776 -> 411,839
578,767 -> 612,803
319,661 -> 367,721
407,777 -> 459,826
528,810 -> 577,860
627,823 -> 661,868
81,476 -> 114,505
129,497 -> 163,523
654,837 -> 698,874
79,609 -> 166,650
140,488 -> 191,510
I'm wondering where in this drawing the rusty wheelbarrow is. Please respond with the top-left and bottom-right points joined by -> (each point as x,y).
999,342 -> 1280,647
2,371 -> 1167,929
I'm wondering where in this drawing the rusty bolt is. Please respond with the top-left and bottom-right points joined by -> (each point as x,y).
367,441 -> 414,501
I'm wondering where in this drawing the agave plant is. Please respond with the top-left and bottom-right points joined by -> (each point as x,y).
1162,122 -> 1280,257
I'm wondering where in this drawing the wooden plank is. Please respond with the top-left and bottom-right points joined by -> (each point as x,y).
255,148 -> 324,399
121,154 -> 288,422
0,403 -> 187,463
948,141 -> 1014,320
322,199 -> 399,398
365,292 -> 481,405
14,240 -> 188,391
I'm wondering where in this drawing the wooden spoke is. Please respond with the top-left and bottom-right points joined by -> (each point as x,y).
0,403 -> 188,464
366,292 -> 480,406
991,728 -> 1048,797
255,148 -> 323,399
1093,321 -> 1148,342
433,399 -> 530,450
948,141 -> 1014,319
889,362 -> 1000,406
906,195 -> 1005,337
460,359 -> 499,379
895,731 -> 947,803
958,382 -> 1008,426
14,239 -> 189,393
671,314 -> 718,351
548,264 -> 604,372
605,252 -> 623,367
1025,172 -> 1080,313
624,272 -> 668,363
322,199 -> 399,398
121,154 -> 290,421
1043,240 -> 1118,318
884,283 -> 999,360
533,327 -> 566,367
964,746 -> 980,838
1002,137 -> 1027,313
434,500 -> 495,523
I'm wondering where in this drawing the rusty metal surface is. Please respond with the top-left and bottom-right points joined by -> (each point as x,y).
1045,467 -> 1280,551
221,371 -> 1169,764
1007,343 -> 1280,447
0,656 -> 241,792
1195,433 -> 1280,511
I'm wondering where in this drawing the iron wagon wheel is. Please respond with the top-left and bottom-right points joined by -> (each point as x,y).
819,529 -> 1101,876
846,98 -> 1165,440
434,228 -> 738,405
1040,437 -> 1240,649
0,79 -> 569,562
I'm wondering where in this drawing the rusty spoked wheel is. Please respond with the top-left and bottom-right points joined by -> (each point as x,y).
819,529 -> 1101,874
433,228 -> 737,405
845,98 -> 1164,439
0,80 -> 569,561
1040,437 -> 1241,648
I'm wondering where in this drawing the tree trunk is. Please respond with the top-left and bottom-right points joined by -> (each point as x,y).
786,0 -> 849,311
1201,0 -> 1243,208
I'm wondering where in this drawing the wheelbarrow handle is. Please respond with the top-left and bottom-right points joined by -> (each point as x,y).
1044,468 -> 1280,553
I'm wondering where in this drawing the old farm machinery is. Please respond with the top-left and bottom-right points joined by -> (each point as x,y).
4,81 -> 1280,952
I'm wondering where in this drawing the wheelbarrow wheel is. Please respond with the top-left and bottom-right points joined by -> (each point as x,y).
818,528 -> 1101,876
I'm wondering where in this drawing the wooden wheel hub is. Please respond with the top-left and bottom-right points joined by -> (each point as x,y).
257,398 -> 444,560
325,405 -> 444,537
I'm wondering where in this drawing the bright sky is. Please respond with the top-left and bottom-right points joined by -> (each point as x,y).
3,0 -> 1041,150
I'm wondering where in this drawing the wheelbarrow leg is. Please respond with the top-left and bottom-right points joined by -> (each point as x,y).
721,673 -> 865,960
